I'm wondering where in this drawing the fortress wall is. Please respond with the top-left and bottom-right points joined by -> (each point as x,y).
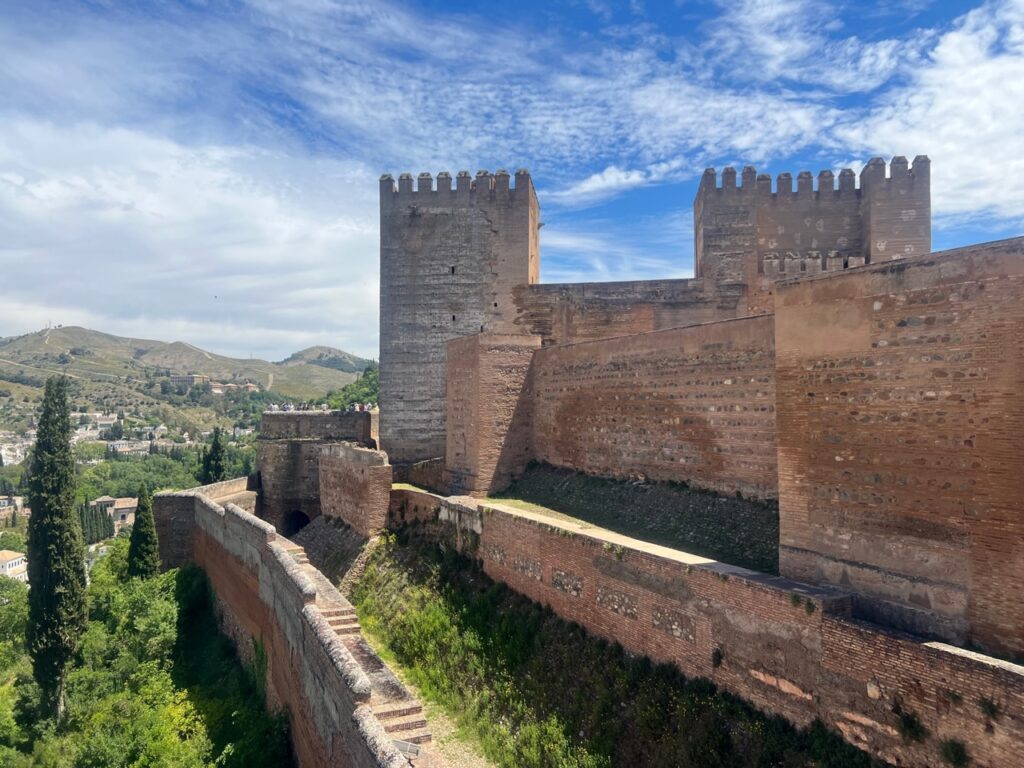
154,490 -> 409,768
256,441 -> 323,530
319,443 -> 392,537
530,315 -> 777,500
392,490 -> 1024,768
258,411 -> 373,443
444,333 -> 541,496
775,237 -> 1024,655
511,278 -> 745,346
694,157 -> 931,316
256,411 -> 375,532
379,171 -> 539,465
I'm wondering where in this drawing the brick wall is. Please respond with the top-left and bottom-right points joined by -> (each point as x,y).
256,411 -> 375,531
394,490 -> 1024,768
258,411 -> 373,443
511,277 -> 744,346
775,237 -> 1024,655
319,443 -> 392,537
694,157 -> 930,316
444,333 -> 541,496
153,491 -> 409,768
379,170 -> 538,464
531,315 -> 777,499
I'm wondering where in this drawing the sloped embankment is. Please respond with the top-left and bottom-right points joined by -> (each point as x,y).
349,535 -> 879,768
491,463 -> 779,573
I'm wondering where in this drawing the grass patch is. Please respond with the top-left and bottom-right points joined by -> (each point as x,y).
490,464 -> 779,573
350,534 -> 882,768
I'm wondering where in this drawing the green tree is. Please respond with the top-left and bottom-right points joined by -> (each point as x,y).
127,485 -> 160,579
26,376 -> 87,720
199,427 -> 226,485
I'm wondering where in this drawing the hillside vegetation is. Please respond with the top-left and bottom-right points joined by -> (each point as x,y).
0,538 -> 294,767
352,536 -> 880,768
0,327 -> 372,430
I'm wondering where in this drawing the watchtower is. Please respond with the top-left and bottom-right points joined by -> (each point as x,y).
378,169 -> 540,465
694,156 -> 930,314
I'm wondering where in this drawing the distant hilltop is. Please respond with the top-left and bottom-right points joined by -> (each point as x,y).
0,326 -> 373,402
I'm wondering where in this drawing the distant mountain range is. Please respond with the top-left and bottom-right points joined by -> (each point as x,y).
0,327 -> 374,425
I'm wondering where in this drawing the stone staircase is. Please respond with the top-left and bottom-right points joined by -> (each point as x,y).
318,604 -> 360,637
282,543 -> 310,566
371,698 -> 432,746
281,537 -> 433,757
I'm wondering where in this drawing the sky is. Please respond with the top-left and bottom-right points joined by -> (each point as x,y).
1,0 -> 1022,361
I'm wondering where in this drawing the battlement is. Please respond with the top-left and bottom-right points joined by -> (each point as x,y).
380,168 -> 534,205
697,156 -> 929,200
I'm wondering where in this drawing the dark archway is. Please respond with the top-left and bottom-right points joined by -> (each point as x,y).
281,509 -> 311,538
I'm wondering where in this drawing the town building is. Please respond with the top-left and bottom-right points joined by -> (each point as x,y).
0,550 -> 27,583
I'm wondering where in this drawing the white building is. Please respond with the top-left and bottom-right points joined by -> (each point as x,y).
0,550 -> 28,583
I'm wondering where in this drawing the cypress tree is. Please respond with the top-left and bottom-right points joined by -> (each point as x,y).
200,427 -> 227,485
26,377 -> 86,720
126,485 -> 160,579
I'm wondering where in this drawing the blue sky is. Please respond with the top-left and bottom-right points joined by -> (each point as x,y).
1,0 -> 1022,360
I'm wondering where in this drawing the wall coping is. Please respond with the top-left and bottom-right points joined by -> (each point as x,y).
774,235 -> 1024,288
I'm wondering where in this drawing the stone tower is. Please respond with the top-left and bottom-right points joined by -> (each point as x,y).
694,156 -> 930,314
379,169 -> 540,465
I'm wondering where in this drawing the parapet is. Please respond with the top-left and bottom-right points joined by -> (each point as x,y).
258,410 -> 374,444
380,168 -> 534,206
697,156 -> 929,201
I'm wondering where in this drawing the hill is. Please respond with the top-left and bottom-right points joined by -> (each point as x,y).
277,345 -> 372,373
0,327 -> 372,431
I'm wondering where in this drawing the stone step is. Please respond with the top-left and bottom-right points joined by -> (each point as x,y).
333,624 -> 361,636
319,605 -> 353,617
373,701 -> 423,720
397,728 -> 432,746
380,712 -> 428,734
328,620 -> 360,632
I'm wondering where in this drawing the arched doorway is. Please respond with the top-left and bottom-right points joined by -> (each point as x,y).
281,509 -> 311,537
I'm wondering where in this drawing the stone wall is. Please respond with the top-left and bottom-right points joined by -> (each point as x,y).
775,237 -> 1024,656
154,489 -> 409,768
694,157 -> 930,316
319,443 -> 392,537
511,277 -> 745,346
257,411 -> 375,533
530,316 -> 777,499
393,490 -> 1024,768
444,333 -> 541,496
378,170 -> 539,464
259,411 -> 374,443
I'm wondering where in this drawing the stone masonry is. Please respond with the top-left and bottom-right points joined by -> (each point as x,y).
319,442 -> 392,538
775,237 -> 1024,653
256,411 -> 374,534
378,170 -> 540,465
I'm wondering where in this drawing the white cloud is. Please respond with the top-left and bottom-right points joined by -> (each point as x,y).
1,0 -> 1022,364
703,0 -> 924,92
0,121 -> 381,360
835,0 -> 1024,224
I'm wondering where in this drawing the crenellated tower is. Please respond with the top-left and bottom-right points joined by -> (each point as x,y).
694,156 -> 930,314
378,169 -> 540,465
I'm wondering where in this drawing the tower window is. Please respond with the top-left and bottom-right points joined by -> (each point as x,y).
450,266 -> 456,274
452,315 -> 456,322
